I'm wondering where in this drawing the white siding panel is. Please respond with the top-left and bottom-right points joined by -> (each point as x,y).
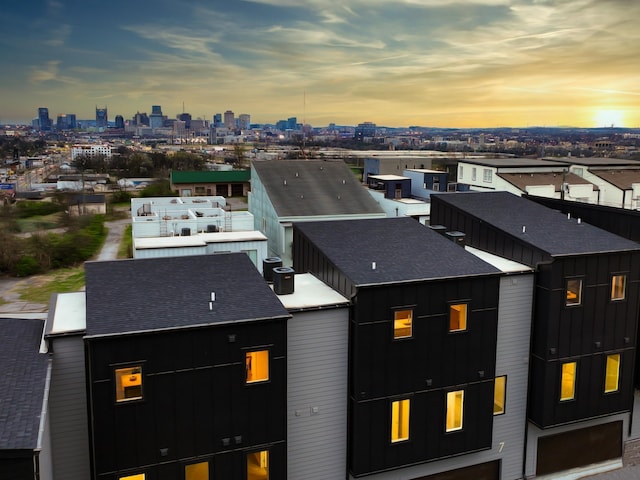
287,308 -> 349,480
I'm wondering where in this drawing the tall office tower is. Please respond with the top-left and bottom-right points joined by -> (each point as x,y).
115,115 -> 125,129
133,112 -> 149,126
150,105 -> 164,129
178,112 -> 192,129
213,113 -> 222,127
224,110 -> 235,129
287,117 -> 297,130
38,107 -> 51,131
56,114 -> 69,130
96,106 -> 108,129
67,114 -> 77,129
354,121 -> 376,141
238,114 -> 251,130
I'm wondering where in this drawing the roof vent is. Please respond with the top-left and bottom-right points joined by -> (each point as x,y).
429,224 -> 448,236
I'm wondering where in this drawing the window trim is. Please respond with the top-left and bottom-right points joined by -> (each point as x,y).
494,375 -> 507,415
246,449 -> 269,480
483,168 -> 492,183
610,274 -> 627,302
114,363 -> 145,404
393,308 -> 414,340
604,353 -> 621,394
245,349 -> 270,384
445,390 -> 464,432
184,461 -> 209,480
565,277 -> 583,307
560,361 -> 577,402
449,302 -> 469,332
390,397 -> 411,444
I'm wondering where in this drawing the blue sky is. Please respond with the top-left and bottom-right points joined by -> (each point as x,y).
1,0 -> 639,128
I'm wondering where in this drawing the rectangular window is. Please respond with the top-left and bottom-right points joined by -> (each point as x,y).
246,350 -> 269,383
566,278 -> 582,306
560,362 -> 576,401
611,275 -> 626,301
472,168 -> 477,181
446,390 -> 464,431
393,309 -> 413,339
391,399 -> 410,443
115,366 -> 143,402
449,303 -> 468,332
483,168 -> 492,183
459,165 -> 464,179
185,462 -> 209,480
494,376 -> 506,415
120,475 -> 145,480
247,450 -> 269,480
433,181 -> 440,191
605,354 -> 621,393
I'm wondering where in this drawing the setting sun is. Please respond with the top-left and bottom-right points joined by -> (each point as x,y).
593,109 -> 625,128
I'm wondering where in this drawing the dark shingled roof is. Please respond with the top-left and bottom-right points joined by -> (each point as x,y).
433,191 -> 640,256
84,253 -> 290,337
294,217 -> 500,286
252,160 -> 384,217
0,318 -> 49,450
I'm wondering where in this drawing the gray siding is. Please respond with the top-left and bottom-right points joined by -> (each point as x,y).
494,273 -> 534,480
348,272 -> 534,480
287,307 -> 349,480
48,335 -> 90,480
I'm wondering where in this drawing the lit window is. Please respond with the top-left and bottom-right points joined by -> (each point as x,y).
185,462 -> 209,480
393,309 -> 413,339
483,169 -> 492,183
115,366 -> 143,402
560,362 -> 576,401
611,275 -> 626,301
446,390 -> 464,431
605,354 -> 621,393
391,399 -> 410,443
566,279 -> 582,306
494,376 -> 506,415
247,450 -> 269,480
120,475 -> 145,480
449,304 -> 467,332
246,350 -> 269,383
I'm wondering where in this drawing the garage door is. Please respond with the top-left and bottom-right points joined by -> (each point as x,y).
412,460 -> 500,480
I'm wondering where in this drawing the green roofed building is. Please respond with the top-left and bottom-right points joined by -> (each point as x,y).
170,170 -> 250,197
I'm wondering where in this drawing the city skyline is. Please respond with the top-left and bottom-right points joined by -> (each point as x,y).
1,0 -> 639,129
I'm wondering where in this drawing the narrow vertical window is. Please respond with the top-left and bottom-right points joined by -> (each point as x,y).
446,390 -> 464,432
494,376 -> 506,415
391,399 -> 410,443
566,278 -> 582,306
560,362 -> 577,401
115,366 -> 143,402
246,350 -> 269,383
472,168 -> 477,181
247,450 -> 269,480
449,303 -> 467,332
185,462 -> 209,480
611,275 -> 626,301
605,354 -> 621,393
459,165 -> 464,179
393,309 -> 413,339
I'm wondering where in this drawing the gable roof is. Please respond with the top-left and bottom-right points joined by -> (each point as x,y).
252,160 -> 384,217
171,170 -> 250,184
459,158 -> 566,168
590,169 -> 640,190
0,318 -> 49,450
294,217 -> 500,286
84,253 -> 290,338
432,191 -> 640,256
498,172 -> 598,192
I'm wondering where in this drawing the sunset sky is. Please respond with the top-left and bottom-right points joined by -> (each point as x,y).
1,0 -> 639,128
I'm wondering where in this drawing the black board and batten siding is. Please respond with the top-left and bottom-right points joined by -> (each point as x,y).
287,308 -> 349,479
